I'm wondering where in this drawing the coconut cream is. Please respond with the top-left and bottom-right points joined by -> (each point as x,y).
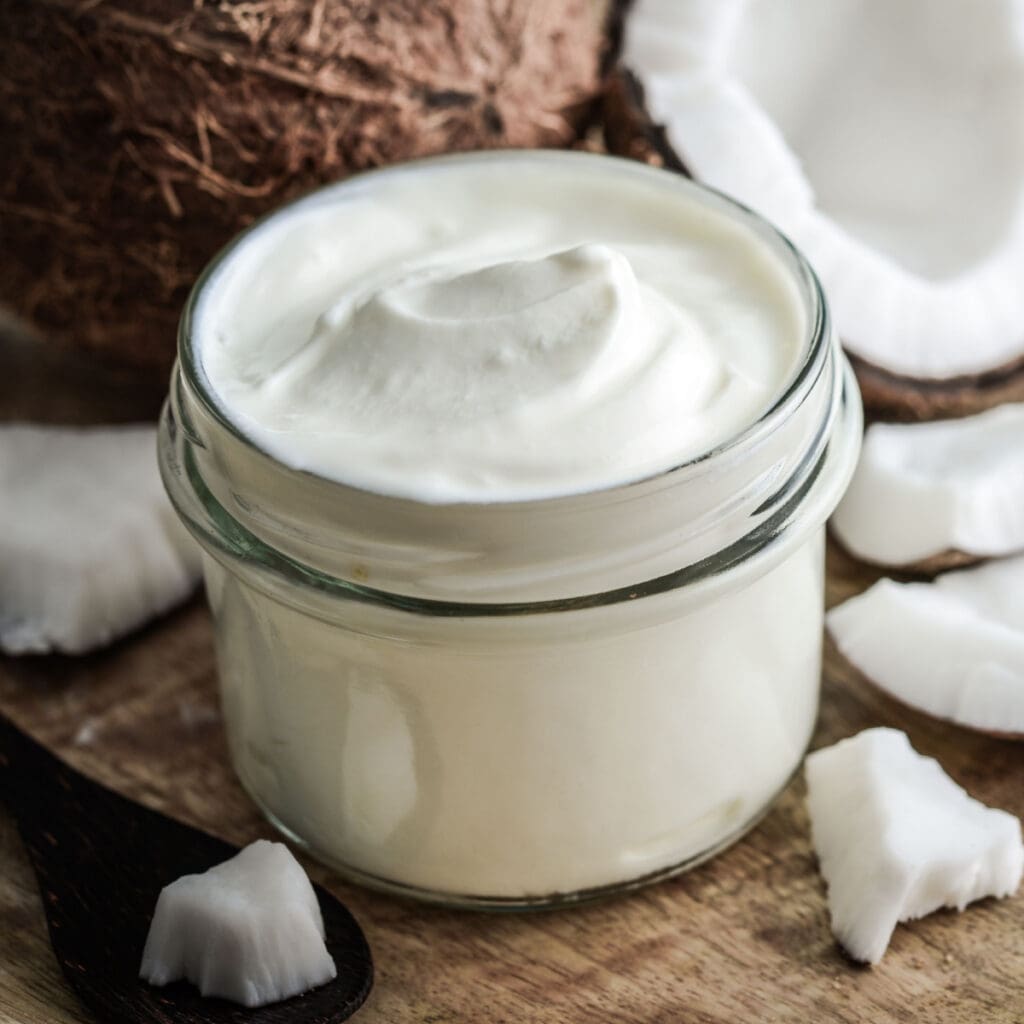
197,158 -> 804,502
162,152 -> 861,905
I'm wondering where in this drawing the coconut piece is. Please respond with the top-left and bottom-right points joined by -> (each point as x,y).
827,557 -> 1024,736
0,424 -> 200,654
612,0 -> 1024,418
140,840 -> 336,1008
830,403 -> 1024,570
0,0 -> 602,380
805,728 -> 1024,965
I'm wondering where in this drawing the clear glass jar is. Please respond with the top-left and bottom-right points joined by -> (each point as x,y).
159,152 -> 862,909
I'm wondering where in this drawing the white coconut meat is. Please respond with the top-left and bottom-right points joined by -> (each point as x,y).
0,424 -> 200,654
0,425 -> 201,655
623,0 -> 1024,379
831,403 -> 1024,566
827,556 -> 1024,734
805,728 -> 1023,965
140,840 -> 337,1008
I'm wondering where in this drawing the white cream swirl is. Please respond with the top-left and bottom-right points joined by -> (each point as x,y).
199,156 -> 805,502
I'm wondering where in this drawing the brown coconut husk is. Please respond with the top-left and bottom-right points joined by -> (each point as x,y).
601,69 -> 1024,423
1,0 -> 603,387
852,353 -> 1024,423
602,69 -> 687,173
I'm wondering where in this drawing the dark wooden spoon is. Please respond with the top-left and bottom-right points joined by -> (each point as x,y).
0,713 -> 373,1023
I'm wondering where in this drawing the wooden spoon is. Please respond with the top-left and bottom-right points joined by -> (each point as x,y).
0,713 -> 373,1023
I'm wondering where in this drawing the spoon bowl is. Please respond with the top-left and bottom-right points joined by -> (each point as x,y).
0,712 -> 373,1024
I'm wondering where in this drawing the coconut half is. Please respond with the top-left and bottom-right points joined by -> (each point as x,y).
1,0 -> 602,379
805,728 -> 1023,965
618,0 -> 1024,416
827,557 -> 1024,735
830,402 -> 1024,570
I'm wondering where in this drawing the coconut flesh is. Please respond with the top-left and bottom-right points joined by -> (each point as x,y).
140,840 -> 336,1008
830,402 -> 1024,568
827,556 -> 1024,736
620,0 -> 1024,391
0,424 -> 200,655
805,728 -> 1024,965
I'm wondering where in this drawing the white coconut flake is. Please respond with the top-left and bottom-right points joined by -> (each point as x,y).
0,424 -> 201,654
827,557 -> 1024,734
140,840 -> 337,1008
806,728 -> 1023,964
830,403 -> 1024,566
624,0 -> 1024,379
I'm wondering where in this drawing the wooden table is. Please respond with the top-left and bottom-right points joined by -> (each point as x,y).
2,349 -> 1023,1023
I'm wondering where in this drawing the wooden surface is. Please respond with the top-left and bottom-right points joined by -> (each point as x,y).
2,342 -> 1023,1022
3,557 -> 1024,1023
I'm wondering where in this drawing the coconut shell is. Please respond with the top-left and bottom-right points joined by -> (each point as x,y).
851,354 -> 1024,423
0,0 -> 603,381
602,69 -> 687,173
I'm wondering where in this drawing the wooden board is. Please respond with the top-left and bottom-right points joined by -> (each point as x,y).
1,337 -> 1023,1023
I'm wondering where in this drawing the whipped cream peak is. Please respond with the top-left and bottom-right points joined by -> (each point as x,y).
271,243 -> 643,428
199,157 -> 805,502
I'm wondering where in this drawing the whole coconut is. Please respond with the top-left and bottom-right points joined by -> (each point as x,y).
0,0 -> 603,384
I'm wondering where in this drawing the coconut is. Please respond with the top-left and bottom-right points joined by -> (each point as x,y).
805,728 -> 1023,965
827,557 -> 1024,737
0,424 -> 200,655
0,0 -> 603,387
830,403 -> 1024,571
140,840 -> 335,1007
608,0 -> 1024,420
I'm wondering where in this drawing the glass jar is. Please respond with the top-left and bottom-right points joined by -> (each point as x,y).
158,152 -> 862,909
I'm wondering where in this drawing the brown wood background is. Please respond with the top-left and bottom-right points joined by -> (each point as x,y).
1,343 -> 1023,1023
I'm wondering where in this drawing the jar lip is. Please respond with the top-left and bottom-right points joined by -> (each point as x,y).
163,356 -> 860,617
176,148 -> 831,510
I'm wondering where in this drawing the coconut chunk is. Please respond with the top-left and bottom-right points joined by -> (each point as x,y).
827,557 -> 1024,735
806,728 -> 1023,964
621,0 -> 1024,383
140,840 -> 337,1008
0,424 -> 200,654
830,403 -> 1024,567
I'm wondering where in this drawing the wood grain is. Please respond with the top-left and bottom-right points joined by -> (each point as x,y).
1,543 -> 1023,1024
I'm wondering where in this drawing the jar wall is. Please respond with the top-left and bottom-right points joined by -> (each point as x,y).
157,152 -> 864,908
202,528 -> 825,906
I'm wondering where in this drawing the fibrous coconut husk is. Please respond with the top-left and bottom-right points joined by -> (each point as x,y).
600,68 -> 1024,423
1,0 -> 603,385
